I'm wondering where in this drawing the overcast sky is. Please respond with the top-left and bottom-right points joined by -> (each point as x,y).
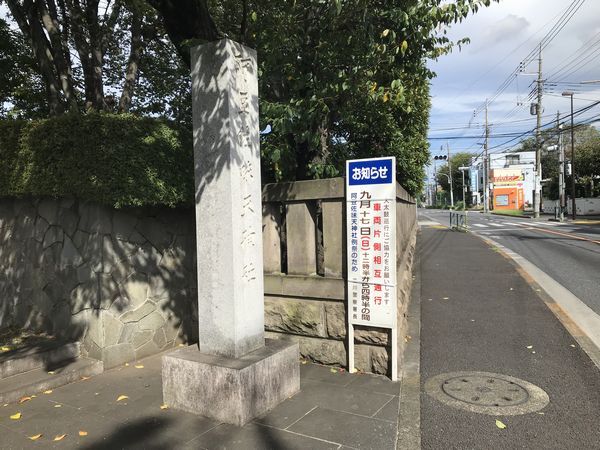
428,0 -> 600,163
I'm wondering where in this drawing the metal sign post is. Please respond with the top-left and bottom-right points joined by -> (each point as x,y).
345,157 -> 397,381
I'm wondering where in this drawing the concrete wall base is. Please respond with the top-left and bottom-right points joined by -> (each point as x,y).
161,338 -> 299,426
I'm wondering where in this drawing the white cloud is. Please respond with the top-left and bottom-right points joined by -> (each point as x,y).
428,0 -> 600,153
470,14 -> 530,53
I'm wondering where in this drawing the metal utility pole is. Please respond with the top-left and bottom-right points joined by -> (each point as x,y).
459,166 -> 469,210
557,112 -> 565,222
534,44 -> 543,218
484,100 -> 489,214
447,142 -> 454,208
569,94 -> 576,220
562,91 -> 576,219
433,158 -> 438,207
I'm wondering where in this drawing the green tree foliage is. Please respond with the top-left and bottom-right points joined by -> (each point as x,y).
2,0 -> 496,198
0,17 -> 47,117
159,0 -> 497,195
0,114 -> 193,207
517,124 -> 600,199
0,0 -> 188,121
436,152 -> 474,204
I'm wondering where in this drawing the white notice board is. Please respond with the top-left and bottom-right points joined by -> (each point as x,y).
346,157 -> 397,380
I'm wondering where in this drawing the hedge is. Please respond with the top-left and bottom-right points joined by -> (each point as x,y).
0,113 -> 194,208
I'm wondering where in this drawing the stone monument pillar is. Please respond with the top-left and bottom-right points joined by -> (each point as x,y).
161,39 -> 299,426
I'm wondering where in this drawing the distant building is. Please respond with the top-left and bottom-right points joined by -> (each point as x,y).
470,151 -> 537,211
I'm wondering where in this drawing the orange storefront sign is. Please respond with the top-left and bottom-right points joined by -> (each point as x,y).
493,186 -> 524,210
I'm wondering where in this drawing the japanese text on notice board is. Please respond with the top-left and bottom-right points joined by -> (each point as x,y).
346,157 -> 397,328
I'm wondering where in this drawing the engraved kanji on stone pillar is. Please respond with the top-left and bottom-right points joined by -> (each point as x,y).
191,39 -> 264,359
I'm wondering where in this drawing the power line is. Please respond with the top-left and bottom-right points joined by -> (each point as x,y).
471,0 -> 586,117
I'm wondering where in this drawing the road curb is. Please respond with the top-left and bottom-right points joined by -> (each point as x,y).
475,234 -> 600,371
396,235 -> 421,450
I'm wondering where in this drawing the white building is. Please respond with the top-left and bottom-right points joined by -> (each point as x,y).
470,151 -> 537,208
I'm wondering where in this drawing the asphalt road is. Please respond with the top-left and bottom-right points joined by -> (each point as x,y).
417,225 -> 600,449
420,209 -> 600,317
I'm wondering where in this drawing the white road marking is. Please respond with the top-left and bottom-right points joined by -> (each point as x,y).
490,223 -> 505,227
473,224 -> 488,228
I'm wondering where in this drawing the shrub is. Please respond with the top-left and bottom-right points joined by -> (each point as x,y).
0,113 -> 194,208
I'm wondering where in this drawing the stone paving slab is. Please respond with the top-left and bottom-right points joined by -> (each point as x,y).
0,350 -> 400,449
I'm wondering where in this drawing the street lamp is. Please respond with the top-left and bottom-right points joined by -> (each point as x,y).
562,91 -> 576,220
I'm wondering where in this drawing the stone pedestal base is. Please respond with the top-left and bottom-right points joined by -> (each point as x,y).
162,339 -> 299,426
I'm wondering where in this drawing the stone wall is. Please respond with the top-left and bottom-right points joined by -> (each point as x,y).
262,178 -> 417,375
1,177 -> 417,375
0,197 -> 197,368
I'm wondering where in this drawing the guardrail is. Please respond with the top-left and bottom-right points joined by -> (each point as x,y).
450,211 -> 468,231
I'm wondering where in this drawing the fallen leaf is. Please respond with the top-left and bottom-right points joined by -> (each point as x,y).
28,434 -> 42,441
54,404 -> 62,408
526,345 -> 533,349
80,376 -> 90,381
3,404 -> 8,407
570,344 -> 576,348
495,419 -> 507,429
537,412 -> 545,415
125,363 -> 129,366
31,395 -> 36,398
116,395 -> 129,402
134,365 -> 144,369
48,371 -> 55,375
532,351 -> 536,354
178,344 -> 185,347
78,430 -> 88,436
301,360 -> 307,365
160,404 -> 168,410
43,390 -> 53,395
53,434 -> 66,441
1,346 -> 11,352
18,396 -> 32,403
330,368 -> 337,373
10,412 -> 21,420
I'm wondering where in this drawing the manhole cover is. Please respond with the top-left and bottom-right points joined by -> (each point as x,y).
425,371 -> 549,416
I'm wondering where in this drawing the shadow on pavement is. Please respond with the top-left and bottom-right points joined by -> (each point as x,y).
80,416 -> 172,450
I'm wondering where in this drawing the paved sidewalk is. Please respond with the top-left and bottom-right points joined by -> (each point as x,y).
0,351 -> 399,449
418,225 -> 600,449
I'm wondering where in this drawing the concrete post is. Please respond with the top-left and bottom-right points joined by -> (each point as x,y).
162,39 -> 299,426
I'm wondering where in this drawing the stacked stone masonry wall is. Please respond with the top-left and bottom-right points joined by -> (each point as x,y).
1,177 -> 416,375
0,197 -> 198,369
262,178 -> 417,375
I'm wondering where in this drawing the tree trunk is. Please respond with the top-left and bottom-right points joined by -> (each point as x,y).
146,0 -> 220,67
64,0 -> 95,109
7,0 -> 64,115
118,11 -> 143,112
37,0 -> 79,112
86,0 -> 105,110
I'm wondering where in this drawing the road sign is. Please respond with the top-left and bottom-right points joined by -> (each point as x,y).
346,156 -> 397,380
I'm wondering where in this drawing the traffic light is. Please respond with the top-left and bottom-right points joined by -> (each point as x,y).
434,155 -> 447,161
